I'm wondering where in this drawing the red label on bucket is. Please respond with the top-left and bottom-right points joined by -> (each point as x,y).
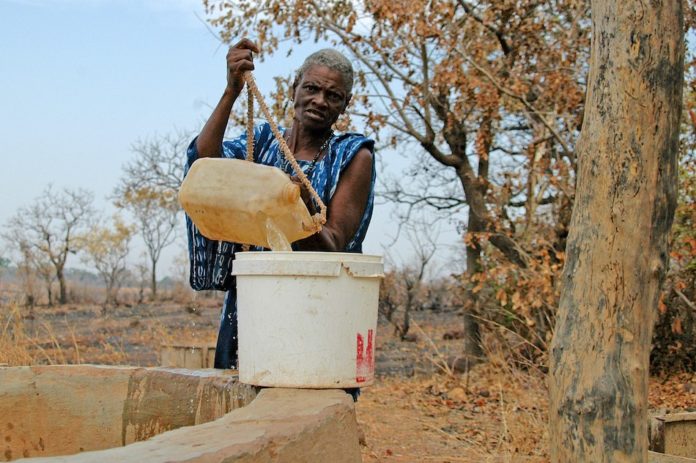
356,329 -> 374,383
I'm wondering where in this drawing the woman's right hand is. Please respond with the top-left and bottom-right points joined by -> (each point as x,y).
226,39 -> 260,95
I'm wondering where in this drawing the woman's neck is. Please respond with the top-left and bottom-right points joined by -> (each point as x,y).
286,122 -> 333,158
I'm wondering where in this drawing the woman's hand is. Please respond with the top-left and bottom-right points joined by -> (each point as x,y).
226,39 -> 260,95
195,38 -> 260,158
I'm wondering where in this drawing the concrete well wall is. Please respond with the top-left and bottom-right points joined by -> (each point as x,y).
0,365 -> 256,461
0,365 -> 362,463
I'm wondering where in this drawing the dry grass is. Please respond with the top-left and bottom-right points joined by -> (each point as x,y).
357,362 -> 550,463
357,311 -> 550,463
0,304 -> 93,366
0,295 -> 221,367
0,305 -> 37,366
2,296 -> 694,463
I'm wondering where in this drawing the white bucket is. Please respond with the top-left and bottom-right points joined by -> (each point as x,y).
233,252 -> 383,388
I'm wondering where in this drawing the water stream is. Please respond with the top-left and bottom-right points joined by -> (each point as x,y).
265,217 -> 292,251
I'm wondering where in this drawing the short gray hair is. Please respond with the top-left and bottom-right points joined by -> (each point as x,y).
295,49 -> 354,95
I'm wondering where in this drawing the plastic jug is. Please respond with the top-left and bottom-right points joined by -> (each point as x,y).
178,158 -> 317,249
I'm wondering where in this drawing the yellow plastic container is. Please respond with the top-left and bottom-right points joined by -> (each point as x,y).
178,158 -> 316,249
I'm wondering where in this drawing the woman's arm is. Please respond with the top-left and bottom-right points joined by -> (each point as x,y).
295,147 -> 374,252
195,39 -> 259,158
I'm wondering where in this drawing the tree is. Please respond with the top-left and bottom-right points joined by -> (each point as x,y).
133,253 -> 151,305
15,240 -> 55,307
0,256 -> 8,288
115,187 -> 178,299
380,223 -> 437,339
118,131 -> 188,193
203,0 -> 589,356
548,1 -> 684,461
115,132 -> 187,299
80,215 -> 135,305
3,186 -> 95,305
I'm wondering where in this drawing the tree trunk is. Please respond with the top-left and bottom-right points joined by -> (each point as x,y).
105,281 -> 115,305
150,258 -> 157,299
57,268 -> 67,305
463,208 -> 485,360
549,1 -> 683,461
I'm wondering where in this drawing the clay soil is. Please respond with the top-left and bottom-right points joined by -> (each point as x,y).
2,299 -> 695,463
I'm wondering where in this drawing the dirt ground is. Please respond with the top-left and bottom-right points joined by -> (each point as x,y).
2,299 -> 695,463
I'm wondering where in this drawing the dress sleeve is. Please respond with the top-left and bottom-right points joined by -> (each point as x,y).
185,135 -> 246,175
339,135 -> 375,171
331,133 -> 376,253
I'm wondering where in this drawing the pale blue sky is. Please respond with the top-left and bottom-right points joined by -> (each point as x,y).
0,0 -> 463,277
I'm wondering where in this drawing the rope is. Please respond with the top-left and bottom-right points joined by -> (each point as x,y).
246,85 -> 254,162
242,71 -> 327,231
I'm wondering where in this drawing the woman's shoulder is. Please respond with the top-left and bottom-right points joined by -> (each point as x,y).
329,131 -> 375,171
333,131 -> 373,145
332,131 -> 375,157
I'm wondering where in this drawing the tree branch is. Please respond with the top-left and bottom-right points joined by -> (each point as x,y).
456,0 -> 512,55
455,49 -> 573,156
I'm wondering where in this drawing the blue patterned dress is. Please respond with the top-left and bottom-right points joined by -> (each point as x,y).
184,122 -> 376,369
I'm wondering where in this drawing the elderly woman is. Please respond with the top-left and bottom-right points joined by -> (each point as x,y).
184,39 -> 376,370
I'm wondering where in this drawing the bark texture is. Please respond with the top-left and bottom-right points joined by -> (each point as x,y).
549,0 -> 684,461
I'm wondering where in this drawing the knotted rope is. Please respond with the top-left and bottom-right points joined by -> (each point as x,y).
242,71 -> 328,232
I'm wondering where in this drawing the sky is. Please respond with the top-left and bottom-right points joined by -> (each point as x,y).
0,0 -> 465,279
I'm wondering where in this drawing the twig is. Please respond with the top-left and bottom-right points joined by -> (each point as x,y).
421,456 -> 481,461
411,320 -> 454,377
675,288 -> 696,311
366,448 -> 382,462
2,309 -> 14,337
465,357 -> 471,392
420,421 -> 478,447
40,321 -> 66,364
496,382 -> 510,453
470,313 -> 545,354
65,316 -> 81,365
425,353 -> 454,376
26,338 -> 54,365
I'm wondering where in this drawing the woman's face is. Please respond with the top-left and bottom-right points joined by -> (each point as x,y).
292,65 -> 350,132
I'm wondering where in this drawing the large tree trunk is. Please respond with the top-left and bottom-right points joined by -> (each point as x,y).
549,1 -> 683,461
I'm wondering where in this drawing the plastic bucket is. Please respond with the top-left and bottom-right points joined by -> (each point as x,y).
233,252 -> 384,388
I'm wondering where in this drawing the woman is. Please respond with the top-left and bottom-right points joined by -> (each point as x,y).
184,39 -> 376,369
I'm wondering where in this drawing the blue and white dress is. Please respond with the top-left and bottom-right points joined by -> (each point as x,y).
184,122 -> 376,368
